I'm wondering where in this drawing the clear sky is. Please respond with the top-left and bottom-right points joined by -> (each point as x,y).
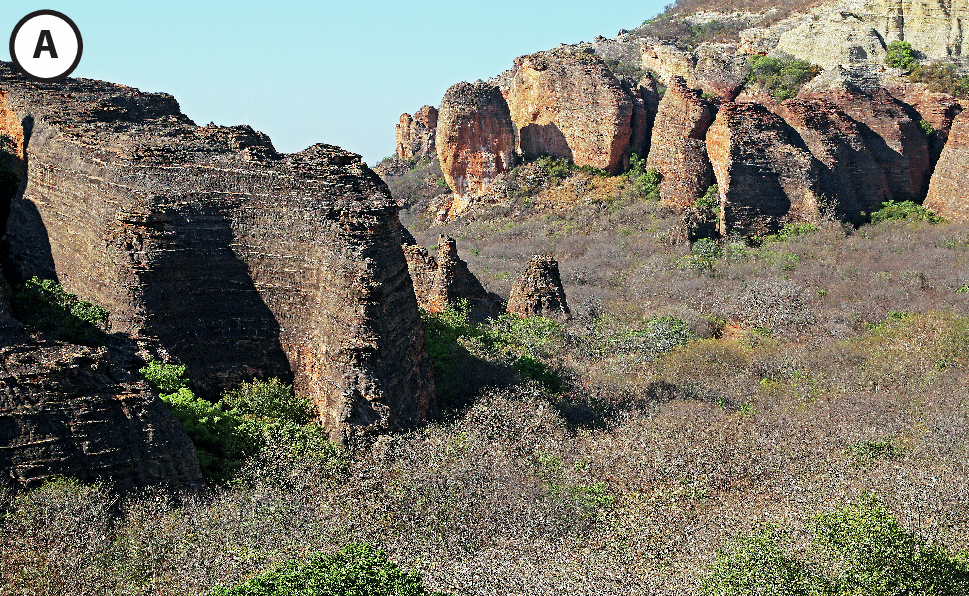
2,2 -> 665,166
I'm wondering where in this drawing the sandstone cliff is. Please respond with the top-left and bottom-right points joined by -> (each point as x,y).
396,106 -> 438,161
0,65 -> 434,444
435,81 -> 517,216
403,235 -> 495,315
508,49 -> 634,173
925,110 -> 969,221
707,102 -> 820,236
646,76 -> 715,209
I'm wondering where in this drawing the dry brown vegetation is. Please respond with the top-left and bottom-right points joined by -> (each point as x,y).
3,167 -> 969,595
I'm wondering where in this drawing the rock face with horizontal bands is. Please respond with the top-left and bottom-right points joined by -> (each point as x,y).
646,76 -> 714,210
0,65 -> 434,444
925,111 -> 969,222
774,98 -> 889,217
509,49 -> 633,173
395,105 -> 438,161
706,102 -> 820,237
800,75 -> 931,201
506,255 -> 570,320
863,0 -> 969,60
435,81 -> 517,214
887,83 -> 963,162
403,235 -> 494,314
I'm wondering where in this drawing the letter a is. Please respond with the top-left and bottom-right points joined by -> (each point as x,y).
33,30 -> 58,59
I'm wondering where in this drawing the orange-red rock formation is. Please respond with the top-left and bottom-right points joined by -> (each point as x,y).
395,105 -> 438,161
506,255 -> 570,320
925,110 -> 969,221
508,49 -> 634,173
403,235 -> 494,314
435,81 -> 516,215
707,102 -> 820,237
646,76 -> 714,209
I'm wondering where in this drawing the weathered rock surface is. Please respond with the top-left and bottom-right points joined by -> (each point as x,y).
887,83 -> 963,161
646,76 -> 715,209
435,81 -> 517,215
641,41 -> 697,87
774,98 -> 889,216
707,102 -> 820,237
0,334 -> 204,490
863,0 -> 969,61
640,41 -> 745,101
506,255 -> 570,320
395,105 -> 438,161
776,11 -> 887,68
925,110 -> 969,221
403,235 -> 494,314
801,72 -> 932,200
509,49 -> 633,173
0,65 -> 434,443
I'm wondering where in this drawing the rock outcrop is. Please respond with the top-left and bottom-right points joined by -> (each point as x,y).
646,76 -> 715,209
403,235 -> 494,314
508,49 -> 634,173
801,73 -> 932,201
776,11 -> 887,68
0,65 -> 435,443
435,81 -> 517,216
706,102 -> 820,237
863,0 -> 969,61
887,83 -> 964,162
640,41 -> 745,101
774,98 -> 889,216
925,110 -> 969,221
506,256 -> 570,320
395,106 -> 438,161
0,335 -> 204,490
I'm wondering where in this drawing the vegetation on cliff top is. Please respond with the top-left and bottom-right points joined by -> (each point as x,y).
12,277 -> 108,345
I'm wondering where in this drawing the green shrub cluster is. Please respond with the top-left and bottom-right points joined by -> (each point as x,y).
910,62 -> 969,98
695,184 -> 719,211
886,40 -> 919,70
603,57 -> 646,81
869,200 -> 942,224
746,56 -> 820,100
421,301 -> 565,407
12,277 -> 108,345
759,222 -> 819,244
701,496 -> 969,595
209,543 -> 447,596
532,155 -> 609,185
626,153 -> 661,200
141,361 -> 326,484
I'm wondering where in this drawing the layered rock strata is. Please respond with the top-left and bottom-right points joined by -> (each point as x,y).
863,0 -> 969,60
0,65 -> 434,443
506,256 -> 570,320
706,102 -> 820,237
508,49 -> 634,173
396,105 -> 438,161
925,110 -> 969,221
403,235 -> 494,314
646,76 -> 715,209
435,81 -> 517,215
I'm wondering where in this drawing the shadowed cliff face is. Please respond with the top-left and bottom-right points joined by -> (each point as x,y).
0,64 -> 434,443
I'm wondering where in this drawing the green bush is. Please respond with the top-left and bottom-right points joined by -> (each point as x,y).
910,62 -> 969,98
209,543 -> 447,596
12,277 -> 108,345
603,57 -> 646,81
700,496 -> 969,595
886,40 -> 919,70
869,200 -> 942,224
638,315 -> 696,353
691,238 -> 722,259
761,222 -> 819,244
746,56 -> 820,100
695,184 -> 719,211
141,361 -> 322,484
626,153 -> 661,200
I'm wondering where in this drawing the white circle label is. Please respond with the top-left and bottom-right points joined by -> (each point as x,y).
9,10 -> 83,83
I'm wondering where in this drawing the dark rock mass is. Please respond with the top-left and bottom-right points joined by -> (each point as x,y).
0,64 -> 434,445
403,235 -> 495,315
506,255 -> 570,320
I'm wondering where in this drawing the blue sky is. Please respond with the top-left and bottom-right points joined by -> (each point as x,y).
2,2 -> 665,166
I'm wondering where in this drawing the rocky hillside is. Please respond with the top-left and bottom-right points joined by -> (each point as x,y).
381,0 -> 969,236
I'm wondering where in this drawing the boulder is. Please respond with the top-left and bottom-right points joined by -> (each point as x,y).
646,76 -> 715,210
925,110 -> 969,221
0,65 -> 434,444
509,48 -> 634,173
706,102 -> 820,237
776,11 -> 887,68
506,255 -> 570,320
395,105 -> 438,161
435,81 -> 517,215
